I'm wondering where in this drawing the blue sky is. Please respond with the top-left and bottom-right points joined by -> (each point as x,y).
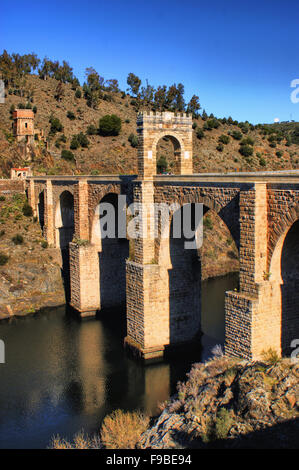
1,0 -> 299,124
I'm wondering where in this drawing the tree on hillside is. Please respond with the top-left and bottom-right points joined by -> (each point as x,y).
187,95 -> 201,117
140,80 -> 155,108
55,60 -> 74,83
106,79 -> 119,93
165,83 -> 185,112
55,81 -> 64,101
127,73 -> 141,97
153,85 -> 167,111
38,58 -> 59,80
83,67 -> 105,108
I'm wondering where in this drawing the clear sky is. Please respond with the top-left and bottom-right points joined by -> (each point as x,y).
1,0 -> 299,124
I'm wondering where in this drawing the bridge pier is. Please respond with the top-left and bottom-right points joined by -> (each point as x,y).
69,242 -> 100,317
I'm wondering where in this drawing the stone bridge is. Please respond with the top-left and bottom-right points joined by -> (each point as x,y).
26,112 -> 299,361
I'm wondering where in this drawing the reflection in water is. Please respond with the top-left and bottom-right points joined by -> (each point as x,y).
0,273 -> 238,449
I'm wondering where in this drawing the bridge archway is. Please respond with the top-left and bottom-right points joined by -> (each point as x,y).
37,191 -> 45,232
55,191 -> 75,249
154,133 -> 184,175
270,216 -> 299,354
158,202 -> 239,349
91,193 -> 129,311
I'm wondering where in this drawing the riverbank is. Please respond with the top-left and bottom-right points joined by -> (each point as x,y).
138,352 -> 299,449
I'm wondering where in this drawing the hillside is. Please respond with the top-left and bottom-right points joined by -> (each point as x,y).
1,74 -> 299,177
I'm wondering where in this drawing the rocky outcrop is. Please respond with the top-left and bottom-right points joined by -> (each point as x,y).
138,354 -> 299,449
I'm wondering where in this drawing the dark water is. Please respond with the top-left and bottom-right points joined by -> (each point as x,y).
0,273 -> 238,449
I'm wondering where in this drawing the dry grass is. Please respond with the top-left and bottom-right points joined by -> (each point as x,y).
50,430 -> 101,449
100,409 -> 149,449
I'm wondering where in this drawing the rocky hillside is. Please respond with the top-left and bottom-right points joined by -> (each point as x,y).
0,192 -> 65,318
1,75 -> 299,177
138,352 -> 299,449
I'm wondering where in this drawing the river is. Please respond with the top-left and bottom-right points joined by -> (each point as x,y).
0,273 -> 238,449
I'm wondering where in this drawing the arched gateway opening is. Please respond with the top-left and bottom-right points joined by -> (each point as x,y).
280,220 -> 299,353
91,193 -> 129,311
55,191 -> 75,249
38,191 -> 45,232
55,191 -> 75,301
156,135 -> 182,174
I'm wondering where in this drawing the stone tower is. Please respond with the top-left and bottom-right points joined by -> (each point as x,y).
13,109 -> 35,143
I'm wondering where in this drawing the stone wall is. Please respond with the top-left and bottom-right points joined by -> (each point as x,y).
0,179 -> 25,194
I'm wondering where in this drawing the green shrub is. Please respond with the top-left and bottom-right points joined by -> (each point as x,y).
99,114 -> 122,136
86,125 -> 97,135
259,156 -> 266,166
276,150 -> 283,158
218,135 -> 230,145
239,144 -> 253,157
231,130 -> 243,140
70,136 -> 80,149
205,118 -> 220,130
61,149 -> 75,161
261,348 -> 280,365
12,234 -> 24,245
0,252 -> 9,265
128,133 -> 138,148
22,203 -> 33,217
49,116 -> 63,134
75,89 -> 82,99
32,106 -> 37,114
192,122 -> 197,129
214,408 -> 233,440
0,196 -> 5,201
241,136 -> 254,146
41,240 -> 48,249
157,156 -> 168,174
196,128 -> 205,140
216,143 -> 224,152
67,111 -> 76,120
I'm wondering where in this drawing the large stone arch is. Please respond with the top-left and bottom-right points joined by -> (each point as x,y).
154,188 -> 240,262
90,191 -> 129,310
88,183 -> 122,241
37,190 -> 45,232
269,206 -> 299,354
268,203 -> 299,275
54,190 -> 74,249
152,132 -> 185,174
